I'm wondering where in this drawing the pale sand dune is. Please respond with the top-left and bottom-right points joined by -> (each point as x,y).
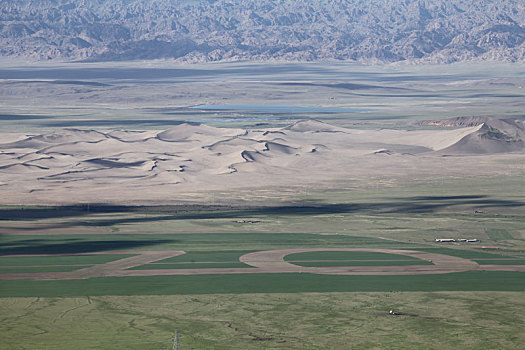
441,122 -> 525,154
284,120 -> 349,133
157,123 -> 244,142
0,119 -> 523,205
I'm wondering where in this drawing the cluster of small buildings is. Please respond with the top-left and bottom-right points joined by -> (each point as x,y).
435,238 -> 479,243
234,219 -> 261,224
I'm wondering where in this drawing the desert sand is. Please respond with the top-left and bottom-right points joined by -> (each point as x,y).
0,118 -> 524,205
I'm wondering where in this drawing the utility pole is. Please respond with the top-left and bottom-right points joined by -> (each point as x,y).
172,329 -> 179,350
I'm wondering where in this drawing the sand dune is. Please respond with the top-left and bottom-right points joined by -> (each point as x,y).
157,123 -> 244,142
284,120 -> 349,133
441,119 -> 525,154
0,118 -> 523,204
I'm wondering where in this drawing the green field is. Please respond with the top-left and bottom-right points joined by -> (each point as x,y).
131,262 -> 253,270
290,260 -> 434,267
0,265 -> 90,273
0,230 -> 524,298
0,254 -> 136,266
474,259 -> 525,265
284,250 -> 434,267
284,251 -> 424,261
2,271 -> 525,298
157,250 -> 258,263
1,175 -> 524,349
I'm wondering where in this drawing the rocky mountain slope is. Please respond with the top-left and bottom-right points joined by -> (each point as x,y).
1,0 -> 524,63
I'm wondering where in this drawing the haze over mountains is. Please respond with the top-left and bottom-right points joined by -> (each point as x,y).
1,0 -> 524,63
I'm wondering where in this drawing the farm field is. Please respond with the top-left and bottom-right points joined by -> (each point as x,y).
1,193 -> 525,349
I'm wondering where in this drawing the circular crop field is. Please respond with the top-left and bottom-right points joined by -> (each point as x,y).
240,248 -> 480,275
283,250 -> 434,267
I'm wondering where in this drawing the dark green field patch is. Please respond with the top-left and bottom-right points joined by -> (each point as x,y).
130,262 -> 254,270
0,254 -> 135,267
284,251 -> 420,262
404,247 -> 512,259
0,233 -> 411,256
475,260 -> 525,265
0,271 -> 524,297
289,260 -> 434,267
0,265 -> 91,273
158,250 -> 256,263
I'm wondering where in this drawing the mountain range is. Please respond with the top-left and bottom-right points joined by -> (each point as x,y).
1,0 -> 524,63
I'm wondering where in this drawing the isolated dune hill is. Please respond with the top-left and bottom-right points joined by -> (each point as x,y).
360,126 -> 483,152
441,122 -> 525,154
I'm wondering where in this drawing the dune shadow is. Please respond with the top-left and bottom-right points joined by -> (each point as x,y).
0,114 -> 51,120
0,195 -> 523,230
0,205 -> 138,221
0,238 -> 176,256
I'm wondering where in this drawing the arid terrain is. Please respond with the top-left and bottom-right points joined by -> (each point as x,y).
1,117 -> 523,205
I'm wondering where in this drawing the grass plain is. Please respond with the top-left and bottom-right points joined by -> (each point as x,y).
2,292 -> 525,350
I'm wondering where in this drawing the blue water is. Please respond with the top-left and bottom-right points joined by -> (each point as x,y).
188,117 -> 281,124
189,104 -> 364,113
